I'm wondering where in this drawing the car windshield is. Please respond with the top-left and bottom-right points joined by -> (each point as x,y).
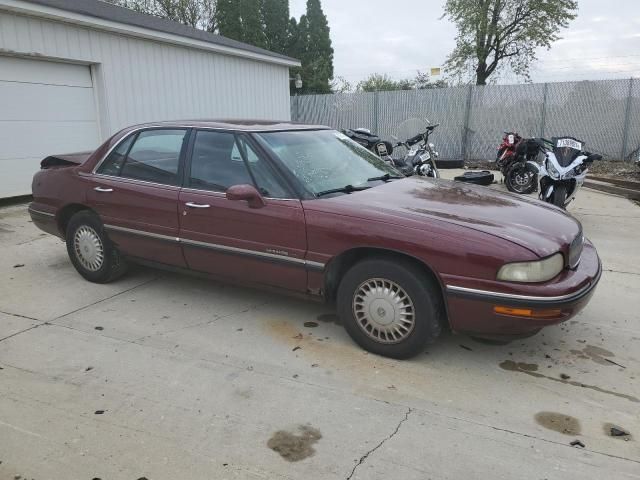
255,129 -> 401,196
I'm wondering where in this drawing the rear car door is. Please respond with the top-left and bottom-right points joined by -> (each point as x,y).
178,129 -> 308,292
85,128 -> 189,267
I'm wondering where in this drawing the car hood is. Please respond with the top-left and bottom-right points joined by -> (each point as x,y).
313,177 -> 581,258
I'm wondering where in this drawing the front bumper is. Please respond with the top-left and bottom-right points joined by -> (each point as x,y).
444,240 -> 601,338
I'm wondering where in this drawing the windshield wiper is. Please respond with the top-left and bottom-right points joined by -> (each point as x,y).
367,173 -> 404,182
316,184 -> 371,197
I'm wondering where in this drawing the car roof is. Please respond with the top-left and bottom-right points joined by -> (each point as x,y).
125,120 -> 332,132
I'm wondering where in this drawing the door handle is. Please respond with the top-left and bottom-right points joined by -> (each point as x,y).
185,202 -> 211,208
94,187 -> 113,192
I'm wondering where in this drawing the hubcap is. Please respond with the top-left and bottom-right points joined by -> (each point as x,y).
353,278 -> 415,344
73,225 -> 104,272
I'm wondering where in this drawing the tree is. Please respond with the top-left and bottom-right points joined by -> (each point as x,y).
105,0 -> 217,31
443,0 -> 577,85
299,0 -> 334,94
239,0 -> 266,48
216,0 -> 243,41
330,76 -> 353,93
263,0 -> 290,54
414,71 -> 448,89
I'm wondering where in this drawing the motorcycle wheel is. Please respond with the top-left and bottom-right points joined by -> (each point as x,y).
505,163 -> 537,194
552,184 -> 567,208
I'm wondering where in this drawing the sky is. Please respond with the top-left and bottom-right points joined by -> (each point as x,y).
289,0 -> 640,85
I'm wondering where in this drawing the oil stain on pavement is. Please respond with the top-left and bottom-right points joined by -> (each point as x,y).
267,425 -> 322,462
535,412 -> 581,435
570,345 -> 616,366
499,360 -> 639,403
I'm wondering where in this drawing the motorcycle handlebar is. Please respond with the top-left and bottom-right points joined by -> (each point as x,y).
406,133 -> 424,146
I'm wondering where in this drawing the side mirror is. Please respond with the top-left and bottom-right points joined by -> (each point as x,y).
226,184 -> 266,209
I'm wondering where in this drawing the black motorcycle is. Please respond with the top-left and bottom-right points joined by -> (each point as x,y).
391,124 -> 441,178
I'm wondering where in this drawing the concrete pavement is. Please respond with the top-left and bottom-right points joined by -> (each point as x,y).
1,177 -> 639,480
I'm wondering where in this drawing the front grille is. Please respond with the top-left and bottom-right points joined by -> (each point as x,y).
569,231 -> 583,268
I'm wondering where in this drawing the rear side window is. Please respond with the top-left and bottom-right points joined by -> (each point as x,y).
97,135 -> 134,176
97,129 -> 187,185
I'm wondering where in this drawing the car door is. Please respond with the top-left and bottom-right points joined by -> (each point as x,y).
86,128 -> 189,267
178,129 -> 308,292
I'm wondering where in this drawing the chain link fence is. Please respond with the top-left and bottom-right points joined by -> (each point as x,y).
291,78 -> 640,162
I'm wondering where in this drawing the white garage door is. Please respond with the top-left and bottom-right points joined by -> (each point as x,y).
0,56 -> 101,198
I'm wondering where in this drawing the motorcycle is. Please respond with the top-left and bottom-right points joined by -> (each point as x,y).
343,124 -> 440,178
504,137 -> 543,194
496,131 -> 523,176
391,123 -> 441,178
523,136 -> 602,208
342,128 -> 395,164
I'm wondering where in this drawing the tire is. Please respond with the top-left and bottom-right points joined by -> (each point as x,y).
336,257 -> 444,359
505,163 -> 537,194
552,184 -> 567,208
454,171 -> 494,186
65,211 -> 128,283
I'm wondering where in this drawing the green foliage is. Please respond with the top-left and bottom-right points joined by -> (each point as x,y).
263,0 -> 290,54
297,0 -> 334,94
105,0 -> 217,31
443,0 -> 578,85
356,72 -> 448,92
216,0 -> 242,41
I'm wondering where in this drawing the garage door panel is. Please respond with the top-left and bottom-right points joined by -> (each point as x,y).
0,121 -> 100,160
0,56 -> 100,197
0,81 -> 97,122
0,56 -> 92,87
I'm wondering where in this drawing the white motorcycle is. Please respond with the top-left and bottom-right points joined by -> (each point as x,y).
524,137 -> 601,208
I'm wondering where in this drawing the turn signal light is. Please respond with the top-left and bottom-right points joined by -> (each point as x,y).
494,306 -> 563,319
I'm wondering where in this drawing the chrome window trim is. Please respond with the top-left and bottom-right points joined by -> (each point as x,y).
92,124 -> 327,175
180,186 -> 299,201
104,224 -> 325,270
90,173 -> 182,190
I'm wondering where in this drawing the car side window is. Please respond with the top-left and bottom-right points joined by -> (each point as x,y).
118,129 -> 187,185
97,135 -> 135,176
188,131 -> 255,192
235,136 -> 290,199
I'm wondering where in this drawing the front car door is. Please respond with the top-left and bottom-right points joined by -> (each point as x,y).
178,129 -> 308,292
85,128 -> 189,267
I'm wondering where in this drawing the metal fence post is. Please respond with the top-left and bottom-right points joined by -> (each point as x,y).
539,83 -> 549,138
373,90 -> 379,133
461,84 -> 474,162
294,94 -> 300,122
621,77 -> 634,160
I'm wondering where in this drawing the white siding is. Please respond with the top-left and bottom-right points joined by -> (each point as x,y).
0,9 -> 292,142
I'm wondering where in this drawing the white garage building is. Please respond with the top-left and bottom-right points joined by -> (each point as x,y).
0,0 -> 299,198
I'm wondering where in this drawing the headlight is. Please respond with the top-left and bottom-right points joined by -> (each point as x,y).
497,253 -> 564,283
546,160 -> 560,180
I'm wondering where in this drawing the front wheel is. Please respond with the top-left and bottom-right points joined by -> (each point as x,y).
505,163 -> 537,194
552,184 -> 567,208
337,258 -> 444,359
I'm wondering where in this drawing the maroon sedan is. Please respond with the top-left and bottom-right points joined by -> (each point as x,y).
30,120 -> 601,358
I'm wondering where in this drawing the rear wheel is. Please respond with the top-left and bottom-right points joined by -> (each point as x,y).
552,184 -> 567,208
337,258 -> 443,359
505,163 -> 537,194
66,211 -> 128,283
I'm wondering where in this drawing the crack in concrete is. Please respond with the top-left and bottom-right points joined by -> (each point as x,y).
603,268 -> 640,276
0,323 -> 45,343
0,310 -> 42,321
52,276 -> 160,321
132,300 -> 270,343
346,407 -> 412,480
